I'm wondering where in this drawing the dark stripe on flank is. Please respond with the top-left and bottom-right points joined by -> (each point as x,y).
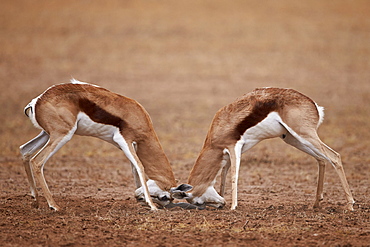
79,98 -> 126,129
233,99 -> 278,140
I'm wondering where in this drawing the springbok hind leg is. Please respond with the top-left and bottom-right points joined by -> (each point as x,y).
282,128 -> 354,211
320,142 -> 355,211
19,131 -> 49,201
31,132 -> 74,211
313,159 -> 326,209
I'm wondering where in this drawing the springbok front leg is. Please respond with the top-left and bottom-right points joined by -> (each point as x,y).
130,142 -> 141,189
228,148 -> 238,210
219,155 -> 231,197
113,131 -> 158,210
228,140 -> 244,210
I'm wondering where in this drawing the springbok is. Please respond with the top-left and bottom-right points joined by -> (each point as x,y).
20,79 -> 192,211
186,87 -> 355,211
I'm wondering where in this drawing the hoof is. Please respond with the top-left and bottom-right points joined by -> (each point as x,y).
49,205 -> 61,211
344,203 -> 355,212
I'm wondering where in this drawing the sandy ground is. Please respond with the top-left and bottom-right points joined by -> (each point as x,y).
1,0 -> 369,246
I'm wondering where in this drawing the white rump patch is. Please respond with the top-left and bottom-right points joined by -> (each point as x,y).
25,98 -> 43,130
315,103 -> 325,127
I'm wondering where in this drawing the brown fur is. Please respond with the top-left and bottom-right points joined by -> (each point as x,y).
188,87 -> 321,197
35,83 -> 176,190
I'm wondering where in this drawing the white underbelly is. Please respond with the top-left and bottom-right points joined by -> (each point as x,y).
75,112 -> 118,144
240,111 -> 285,153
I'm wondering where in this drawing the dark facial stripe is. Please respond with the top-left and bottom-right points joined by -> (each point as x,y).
78,98 -> 126,129
233,99 -> 278,140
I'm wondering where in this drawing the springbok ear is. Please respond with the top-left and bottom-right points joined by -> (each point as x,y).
170,184 -> 193,199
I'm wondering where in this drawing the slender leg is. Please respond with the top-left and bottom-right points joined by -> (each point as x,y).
130,164 -> 141,189
220,158 -> 230,197
320,143 -> 355,211
229,141 -> 243,210
20,131 -> 49,199
113,131 -> 157,210
227,138 -> 261,210
313,159 -> 326,209
31,131 -> 74,211
282,126 -> 354,211
229,149 -> 237,210
130,142 -> 141,189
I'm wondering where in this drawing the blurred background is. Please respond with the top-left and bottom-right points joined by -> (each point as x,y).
1,2 -> 370,245
1,0 -> 369,185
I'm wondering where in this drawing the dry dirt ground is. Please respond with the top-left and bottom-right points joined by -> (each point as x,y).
1,1 -> 370,246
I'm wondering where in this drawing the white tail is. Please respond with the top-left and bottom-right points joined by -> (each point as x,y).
20,80 -> 191,211
186,87 -> 355,211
